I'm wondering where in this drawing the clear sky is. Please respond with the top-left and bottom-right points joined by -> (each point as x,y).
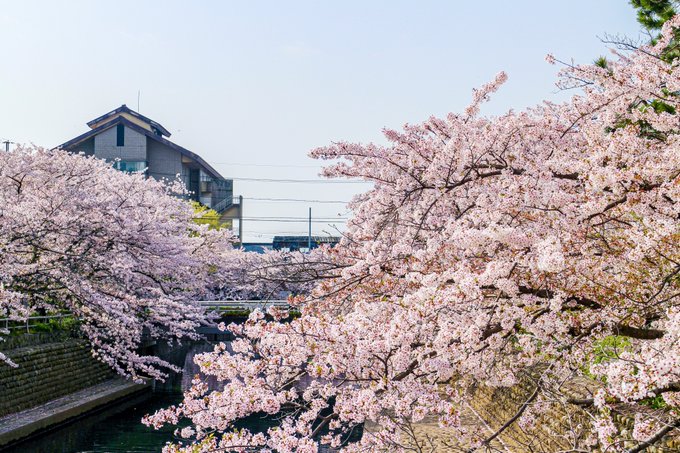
0,0 -> 643,242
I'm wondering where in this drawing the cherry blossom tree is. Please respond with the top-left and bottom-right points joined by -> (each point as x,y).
147,17 -> 680,452
0,147 -> 236,380
205,247 -> 337,302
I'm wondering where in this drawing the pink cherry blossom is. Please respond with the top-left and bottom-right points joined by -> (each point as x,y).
0,147 -> 236,380
148,16 -> 680,452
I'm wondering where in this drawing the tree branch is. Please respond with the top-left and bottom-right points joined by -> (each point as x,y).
626,418 -> 680,453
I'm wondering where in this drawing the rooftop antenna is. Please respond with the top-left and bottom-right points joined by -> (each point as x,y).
137,90 -> 141,112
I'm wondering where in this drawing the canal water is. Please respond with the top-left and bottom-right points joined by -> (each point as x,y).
5,391 -> 186,453
3,341 -> 214,453
4,341 -> 359,452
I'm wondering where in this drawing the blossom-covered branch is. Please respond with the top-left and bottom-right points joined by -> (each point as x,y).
0,147 -> 236,380
148,16 -> 680,452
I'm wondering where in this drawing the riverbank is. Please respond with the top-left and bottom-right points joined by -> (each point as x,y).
0,378 -> 149,448
0,338 -> 114,418
0,339 -> 213,452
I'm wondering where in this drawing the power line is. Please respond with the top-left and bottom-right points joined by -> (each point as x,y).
226,176 -> 369,184
246,232 -> 335,237
247,228 -> 342,233
248,231 -> 310,236
239,216 -> 348,220
210,161 -> 322,169
242,197 -> 349,204
225,217 -> 347,225
235,217 -> 348,221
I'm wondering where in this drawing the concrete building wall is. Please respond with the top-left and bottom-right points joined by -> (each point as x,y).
69,137 -> 95,156
212,179 -> 233,208
146,139 -> 182,181
94,125 -> 146,161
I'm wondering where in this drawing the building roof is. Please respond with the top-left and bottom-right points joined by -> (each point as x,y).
273,235 -> 340,242
87,105 -> 171,137
241,243 -> 274,253
58,115 -> 226,180
272,236 -> 340,247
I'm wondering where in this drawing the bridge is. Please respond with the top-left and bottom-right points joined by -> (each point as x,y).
197,300 -> 291,339
199,300 -> 290,312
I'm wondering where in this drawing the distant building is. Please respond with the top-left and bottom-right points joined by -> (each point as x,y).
272,235 -> 340,252
241,242 -> 274,254
58,105 -> 235,214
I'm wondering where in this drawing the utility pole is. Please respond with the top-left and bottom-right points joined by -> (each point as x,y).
308,207 -> 312,250
238,195 -> 243,244
2,140 -> 12,152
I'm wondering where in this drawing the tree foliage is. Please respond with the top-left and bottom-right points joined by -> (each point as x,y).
631,0 -> 680,60
631,0 -> 678,31
0,148 -> 235,380
191,201 -> 228,231
147,17 -> 680,453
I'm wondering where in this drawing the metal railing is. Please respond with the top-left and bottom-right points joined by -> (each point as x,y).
199,300 -> 289,312
0,300 -> 290,333
0,313 -> 73,333
211,197 -> 234,214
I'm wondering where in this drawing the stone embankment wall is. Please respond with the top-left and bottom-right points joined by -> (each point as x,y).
0,339 -> 113,417
467,380 -> 588,451
467,380 -> 680,452
393,377 -> 679,452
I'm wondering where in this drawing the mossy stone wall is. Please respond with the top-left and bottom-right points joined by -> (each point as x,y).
0,340 -> 113,417
468,380 -> 679,452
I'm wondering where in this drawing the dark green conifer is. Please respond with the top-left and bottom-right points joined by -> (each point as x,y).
629,0 -> 680,60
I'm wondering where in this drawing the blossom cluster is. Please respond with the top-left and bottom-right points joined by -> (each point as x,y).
0,148 -> 236,380
149,17 -> 680,452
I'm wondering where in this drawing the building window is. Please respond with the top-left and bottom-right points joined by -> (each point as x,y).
116,124 -> 125,147
113,161 -> 146,173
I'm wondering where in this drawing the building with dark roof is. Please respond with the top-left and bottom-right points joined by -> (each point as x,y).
241,242 -> 274,254
272,235 -> 340,252
58,105 -> 235,214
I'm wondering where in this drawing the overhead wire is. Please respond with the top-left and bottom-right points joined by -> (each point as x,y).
232,215 -> 348,220
204,161 -> 359,237
242,197 -> 349,204
210,161 -> 322,169
246,232 -> 333,237
225,217 -> 347,225
225,176 -> 369,184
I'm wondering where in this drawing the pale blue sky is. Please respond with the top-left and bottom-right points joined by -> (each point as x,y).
0,1 -> 643,241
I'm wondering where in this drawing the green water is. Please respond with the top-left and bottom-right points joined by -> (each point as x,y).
4,390 -> 361,452
3,341 -> 250,452
2,340 -> 359,452
3,392 -> 184,453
